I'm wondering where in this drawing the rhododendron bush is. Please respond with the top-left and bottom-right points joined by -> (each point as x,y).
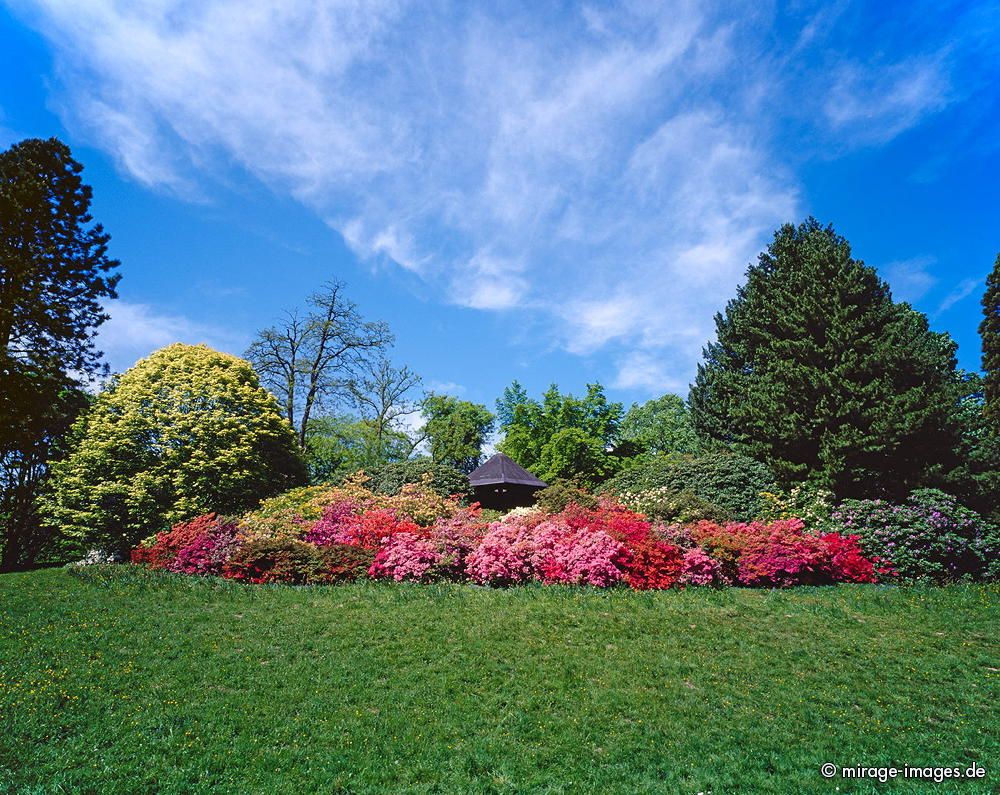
131,483 -> 889,590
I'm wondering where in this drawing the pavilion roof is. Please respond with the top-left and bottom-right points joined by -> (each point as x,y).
468,453 -> 547,488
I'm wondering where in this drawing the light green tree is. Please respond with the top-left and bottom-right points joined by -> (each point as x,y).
496,383 -> 623,485
43,344 -> 306,553
618,394 -> 703,457
536,428 -> 618,488
421,394 -> 494,473
304,415 -> 414,483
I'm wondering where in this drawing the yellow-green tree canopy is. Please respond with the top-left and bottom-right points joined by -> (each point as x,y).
43,344 -> 306,553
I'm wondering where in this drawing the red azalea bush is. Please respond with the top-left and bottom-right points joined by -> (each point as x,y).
311,507 -> 424,550
624,540 -> 684,590
560,500 -> 653,546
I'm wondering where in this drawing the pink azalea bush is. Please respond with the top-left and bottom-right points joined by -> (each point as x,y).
465,519 -> 538,586
530,521 -> 629,587
678,548 -> 729,587
369,532 -> 444,582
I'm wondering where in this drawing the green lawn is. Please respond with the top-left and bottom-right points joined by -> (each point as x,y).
0,568 -> 997,794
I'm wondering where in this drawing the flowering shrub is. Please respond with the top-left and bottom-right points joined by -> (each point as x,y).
465,519 -> 538,585
690,519 -> 879,587
531,521 -> 630,587
615,486 -> 726,524
501,506 -> 545,524
560,501 -> 653,546
678,548 -> 729,587
317,509 -> 424,550
758,485 -> 836,533
735,520 -> 838,587
381,476 -> 463,525
131,513 -> 239,574
241,479 -> 377,542
303,501 -> 363,546
429,507 -> 491,580
71,549 -> 124,566
625,541 -> 683,590
128,486 -> 911,590
834,489 -> 996,583
172,519 -> 241,576
369,533 -> 444,582
223,538 -> 328,585
652,522 -> 697,550
317,544 -> 375,583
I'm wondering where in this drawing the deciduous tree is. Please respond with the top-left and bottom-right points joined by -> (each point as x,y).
496,383 -> 623,485
618,394 -> 703,458
245,282 -> 391,448
43,344 -> 306,554
421,394 -> 494,473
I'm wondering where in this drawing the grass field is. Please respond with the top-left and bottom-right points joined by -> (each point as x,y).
0,567 -> 997,794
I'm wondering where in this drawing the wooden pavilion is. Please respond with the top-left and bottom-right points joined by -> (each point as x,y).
468,453 -> 547,510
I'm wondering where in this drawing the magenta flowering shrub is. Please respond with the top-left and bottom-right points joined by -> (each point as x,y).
428,507 -> 491,580
678,548 -> 729,587
465,519 -> 538,585
303,501 -> 361,546
171,519 -> 241,576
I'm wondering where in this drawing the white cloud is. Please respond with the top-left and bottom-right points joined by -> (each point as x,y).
936,277 -> 980,315
883,256 -> 938,303
825,55 -> 952,145
96,301 -> 244,373
425,381 -> 466,396
11,0 -> 834,391
613,351 -> 690,395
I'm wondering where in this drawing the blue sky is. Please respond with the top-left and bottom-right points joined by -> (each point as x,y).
2,0 -> 998,413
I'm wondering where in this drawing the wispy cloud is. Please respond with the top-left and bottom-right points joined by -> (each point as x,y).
97,301 -> 244,373
10,0 -> 984,395
825,54 -> 952,145
936,277 -> 980,316
883,256 -> 938,303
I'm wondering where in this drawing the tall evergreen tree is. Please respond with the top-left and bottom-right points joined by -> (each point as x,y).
690,218 -> 959,498
0,138 -> 120,569
981,253 -> 1000,430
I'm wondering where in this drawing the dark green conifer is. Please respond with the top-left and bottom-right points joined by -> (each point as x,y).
690,218 -> 959,498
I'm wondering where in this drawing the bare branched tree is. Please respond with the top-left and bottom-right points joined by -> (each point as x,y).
348,356 -> 424,455
246,282 -> 392,448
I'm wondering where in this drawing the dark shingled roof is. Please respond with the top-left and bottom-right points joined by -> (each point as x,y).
468,453 -> 547,488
